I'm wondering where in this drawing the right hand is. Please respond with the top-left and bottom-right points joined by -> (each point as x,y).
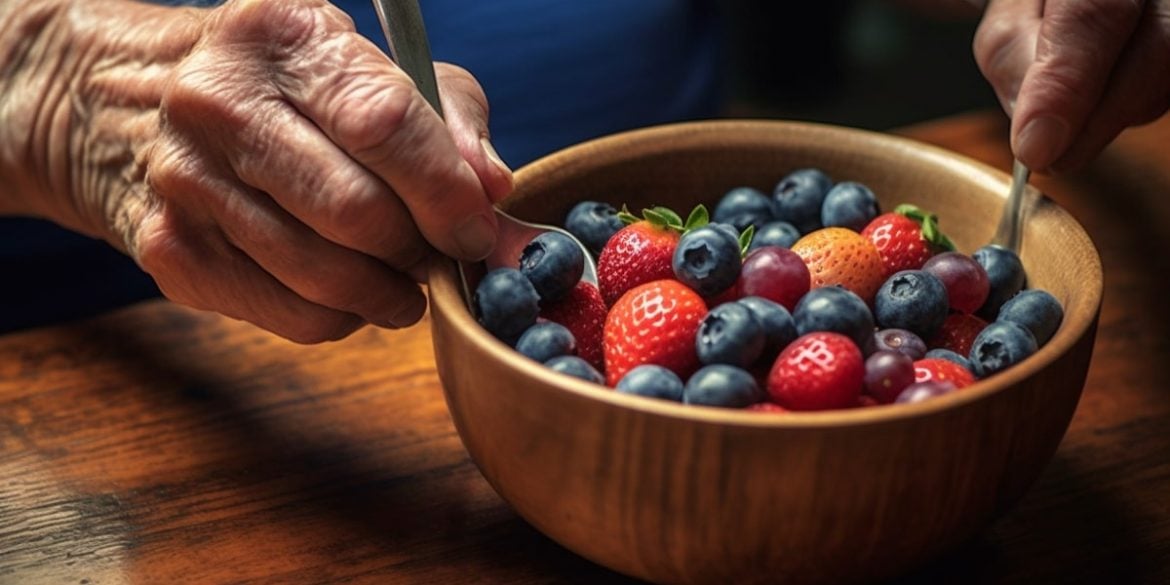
973,0 -> 1170,172
2,0 -> 512,343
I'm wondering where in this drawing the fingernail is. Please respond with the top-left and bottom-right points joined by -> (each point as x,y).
480,136 -> 512,176
1014,115 -> 1069,170
477,137 -> 514,200
454,213 -> 496,261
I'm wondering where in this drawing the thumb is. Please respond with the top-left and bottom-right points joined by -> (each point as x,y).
436,63 -> 514,203
1007,0 -> 1143,170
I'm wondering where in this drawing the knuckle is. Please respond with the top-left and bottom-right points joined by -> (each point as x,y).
212,0 -> 322,50
328,79 -> 418,157
145,141 -> 208,204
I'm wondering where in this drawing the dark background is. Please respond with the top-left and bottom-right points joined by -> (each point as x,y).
722,1 -> 1001,130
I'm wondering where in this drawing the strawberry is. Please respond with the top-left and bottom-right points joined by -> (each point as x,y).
860,204 -> 955,278
603,279 -> 707,386
767,332 -> 864,411
929,312 -> 988,357
913,357 -> 976,389
789,227 -> 886,303
540,281 -> 607,372
745,401 -> 788,413
597,206 -> 687,306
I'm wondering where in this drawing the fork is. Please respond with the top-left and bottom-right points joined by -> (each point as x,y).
370,0 -> 599,304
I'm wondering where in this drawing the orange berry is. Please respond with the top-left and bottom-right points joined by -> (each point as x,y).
790,227 -> 886,303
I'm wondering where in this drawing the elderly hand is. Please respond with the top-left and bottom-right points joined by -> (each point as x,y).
0,0 -> 512,343
973,0 -> 1170,172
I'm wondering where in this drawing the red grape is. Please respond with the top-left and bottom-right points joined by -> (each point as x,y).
922,251 -> 990,314
737,246 -> 811,311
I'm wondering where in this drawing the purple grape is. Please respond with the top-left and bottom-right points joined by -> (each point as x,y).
922,252 -> 990,314
872,328 -> 927,360
864,350 -> 916,404
895,380 -> 958,404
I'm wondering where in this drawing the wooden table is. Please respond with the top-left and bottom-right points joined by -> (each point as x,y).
2,110 -> 1168,584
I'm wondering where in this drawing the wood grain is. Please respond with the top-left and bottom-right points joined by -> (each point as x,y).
1,110 -> 1168,584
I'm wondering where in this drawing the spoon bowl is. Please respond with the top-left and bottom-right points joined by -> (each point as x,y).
372,0 -> 598,304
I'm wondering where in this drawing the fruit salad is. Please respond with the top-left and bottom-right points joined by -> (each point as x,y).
472,167 -> 1064,412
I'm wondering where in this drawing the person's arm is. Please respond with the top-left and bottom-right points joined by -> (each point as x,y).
0,0 -> 511,342
972,0 -> 1170,172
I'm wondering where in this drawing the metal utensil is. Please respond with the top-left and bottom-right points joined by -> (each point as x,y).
990,158 -> 1031,253
371,0 -> 598,304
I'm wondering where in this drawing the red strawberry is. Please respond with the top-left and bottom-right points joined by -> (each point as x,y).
745,401 -> 788,413
603,279 -> 707,386
540,281 -> 607,372
930,312 -> 988,357
597,206 -> 688,306
913,357 -> 976,389
767,332 -> 864,411
790,227 -> 886,303
861,204 -> 955,278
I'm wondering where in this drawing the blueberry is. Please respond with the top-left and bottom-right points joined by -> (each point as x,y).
564,200 -> 624,255
793,286 -> 875,350
894,380 -> 958,404
515,322 -> 577,363
968,320 -> 1038,379
773,168 -> 833,234
749,221 -> 801,250
874,270 -> 949,339
672,224 -> 742,298
973,245 -> 1026,320
924,348 -> 973,371
996,288 -> 1064,346
616,365 -> 685,401
872,328 -> 928,360
714,186 -> 775,232
545,355 -> 605,384
683,365 -> 764,408
473,268 -> 540,345
696,302 -> 766,368
519,231 -> 585,303
820,181 -> 880,232
737,296 -> 798,361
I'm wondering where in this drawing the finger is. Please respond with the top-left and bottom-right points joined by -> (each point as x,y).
1010,0 -> 1145,170
161,56 -> 435,278
1053,5 -> 1170,171
436,63 -> 514,203
972,0 -> 1043,116
192,167 -> 429,328
278,29 -> 500,261
132,205 -> 365,344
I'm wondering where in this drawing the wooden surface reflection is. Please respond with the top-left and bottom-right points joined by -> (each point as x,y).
2,110 -> 1168,584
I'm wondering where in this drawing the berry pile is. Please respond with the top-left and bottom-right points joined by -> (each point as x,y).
473,168 -> 1064,412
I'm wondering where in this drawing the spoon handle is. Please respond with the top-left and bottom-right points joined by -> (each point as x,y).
372,0 -> 445,119
992,158 -> 1031,253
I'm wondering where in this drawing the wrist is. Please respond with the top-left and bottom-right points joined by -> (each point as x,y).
0,0 -> 206,248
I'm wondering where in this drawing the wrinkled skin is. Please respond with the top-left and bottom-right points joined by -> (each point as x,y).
973,0 -> 1170,172
3,0 -> 1169,343
0,0 -> 511,343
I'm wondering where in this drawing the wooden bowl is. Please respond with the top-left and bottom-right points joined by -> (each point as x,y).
426,120 -> 1102,584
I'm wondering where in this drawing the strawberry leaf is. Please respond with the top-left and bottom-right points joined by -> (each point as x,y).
650,206 -> 683,227
683,205 -> 710,231
738,225 -> 756,258
617,205 -> 640,225
895,203 -> 955,251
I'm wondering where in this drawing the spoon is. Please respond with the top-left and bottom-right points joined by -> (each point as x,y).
370,0 -> 598,304
990,158 -> 1031,253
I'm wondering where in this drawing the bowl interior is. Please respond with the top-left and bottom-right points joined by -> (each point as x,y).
431,119 -> 1102,424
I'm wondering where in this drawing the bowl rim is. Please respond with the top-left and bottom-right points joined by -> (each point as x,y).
428,119 -> 1104,429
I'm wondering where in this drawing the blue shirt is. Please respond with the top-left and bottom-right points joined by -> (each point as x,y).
0,0 -> 722,332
